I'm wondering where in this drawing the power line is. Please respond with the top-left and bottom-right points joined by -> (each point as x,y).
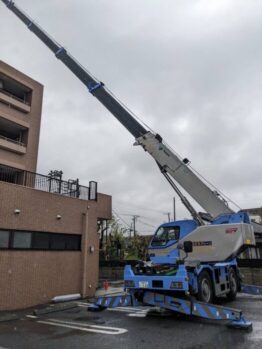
112,210 -> 131,229
113,201 -> 169,214
137,218 -> 156,229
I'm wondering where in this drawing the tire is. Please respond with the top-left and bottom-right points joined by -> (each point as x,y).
197,271 -> 214,303
226,267 -> 238,301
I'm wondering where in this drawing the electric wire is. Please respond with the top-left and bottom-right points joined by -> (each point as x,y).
112,210 -> 131,229
114,201 -> 171,214
137,219 -> 156,229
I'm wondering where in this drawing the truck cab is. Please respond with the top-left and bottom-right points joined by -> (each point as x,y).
148,220 -> 198,265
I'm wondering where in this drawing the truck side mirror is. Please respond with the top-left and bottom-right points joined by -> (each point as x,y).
183,241 -> 193,253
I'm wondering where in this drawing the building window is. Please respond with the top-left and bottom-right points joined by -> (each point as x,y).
32,233 -> 49,250
13,232 -> 32,249
0,72 -> 32,106
0,231 -> 10,249
66,235 -> 81,250
0,230 -> 81,251
50,234 -> 66,250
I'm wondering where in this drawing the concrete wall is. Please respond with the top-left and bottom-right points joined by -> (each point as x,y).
0,181 -> 111,310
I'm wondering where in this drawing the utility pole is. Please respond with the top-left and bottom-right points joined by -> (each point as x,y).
164,212 -> 171,222
132,215 -> 140,237
129,223 -> 133,239
173,197 -> 176,221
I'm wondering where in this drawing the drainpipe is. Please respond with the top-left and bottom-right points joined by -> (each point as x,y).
81,206 -> 89,298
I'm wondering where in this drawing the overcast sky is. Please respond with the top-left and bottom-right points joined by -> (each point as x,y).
1,0 -> 262,234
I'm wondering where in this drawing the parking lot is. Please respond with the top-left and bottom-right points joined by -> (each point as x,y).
0,291 -> 262,349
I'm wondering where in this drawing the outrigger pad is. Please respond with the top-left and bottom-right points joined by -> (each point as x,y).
227,318 -> 253,331
87,304 -> 107,312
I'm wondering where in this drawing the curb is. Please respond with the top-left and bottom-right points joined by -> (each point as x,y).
33,302 -> 78,316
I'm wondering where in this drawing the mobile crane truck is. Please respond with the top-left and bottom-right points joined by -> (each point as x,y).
3,0 -> 262,330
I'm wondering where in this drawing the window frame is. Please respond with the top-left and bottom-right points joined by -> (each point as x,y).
0,229 -> 81,251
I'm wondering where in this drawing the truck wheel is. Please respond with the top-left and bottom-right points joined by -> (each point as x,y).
197,271 -> 213,303
226,268 -> 238,301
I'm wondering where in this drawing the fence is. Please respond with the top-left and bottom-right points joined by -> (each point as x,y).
0,165 -> 97,201
237,258 -> 262,268
0,134 -> 26,147
0,87 -> 30,105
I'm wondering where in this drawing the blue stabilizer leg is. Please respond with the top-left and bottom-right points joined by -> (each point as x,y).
143,291 -> 253,330
94,294 -> 135,309
241,284 -> 262,295
88,291 -> 253,330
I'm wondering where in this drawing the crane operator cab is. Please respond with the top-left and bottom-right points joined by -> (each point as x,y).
151,225 -> 180,247
148,220 -> 198,265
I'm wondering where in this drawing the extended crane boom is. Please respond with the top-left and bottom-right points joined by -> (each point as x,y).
1,0 -> 233,219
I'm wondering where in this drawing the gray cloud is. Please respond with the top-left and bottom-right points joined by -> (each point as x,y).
1,0 -> 262,233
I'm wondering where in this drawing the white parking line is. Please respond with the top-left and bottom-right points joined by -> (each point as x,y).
108,306 -> 152,315
108,307 -> 140,313
77,304 -> 91,308
38,318 -> 127,335
26,315 -> 38,319
128,312 -> 148,318
108,306 -> 148,312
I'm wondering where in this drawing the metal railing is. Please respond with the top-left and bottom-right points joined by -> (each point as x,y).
0,165 -> 96,201
0,134 -> 26,147
0,87 -> 30,106
237,258 -> 262,268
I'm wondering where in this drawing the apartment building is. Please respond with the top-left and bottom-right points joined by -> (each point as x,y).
0,60 -> 42,175
0,61 -> 112,311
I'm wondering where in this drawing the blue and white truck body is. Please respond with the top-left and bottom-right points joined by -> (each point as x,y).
124,212 -> 255,303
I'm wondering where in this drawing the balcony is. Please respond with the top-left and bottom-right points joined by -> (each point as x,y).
0,89 -> 31,113
0,117 -> 28,155
0,135 -> 26,154
0,72 -> 32,114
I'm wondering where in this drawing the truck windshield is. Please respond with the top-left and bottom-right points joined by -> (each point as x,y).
151,226 -> 180,246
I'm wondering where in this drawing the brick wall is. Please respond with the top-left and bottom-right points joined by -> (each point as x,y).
0,251 -> 81,310
0,181 -> 111,310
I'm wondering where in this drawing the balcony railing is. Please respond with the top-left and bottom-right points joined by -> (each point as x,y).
0,134 -> 26,147
0,88 -> 30,105
0,165 -> 97,201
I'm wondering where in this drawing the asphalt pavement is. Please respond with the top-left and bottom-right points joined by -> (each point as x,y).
0,287 -> 262,349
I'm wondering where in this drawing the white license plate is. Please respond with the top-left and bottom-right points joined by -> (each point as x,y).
139,281 -> 149,288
